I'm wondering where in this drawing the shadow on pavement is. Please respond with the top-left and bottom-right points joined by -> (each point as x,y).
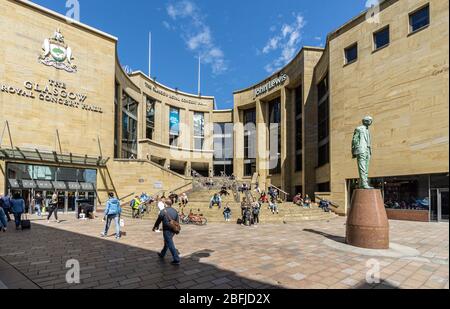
303,229 -> 346,244
0,221 -> 280,290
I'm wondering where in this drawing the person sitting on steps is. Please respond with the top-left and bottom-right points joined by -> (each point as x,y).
209,193 -> 222,209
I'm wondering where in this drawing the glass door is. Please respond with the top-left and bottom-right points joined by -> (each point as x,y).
431,189 -> 449,222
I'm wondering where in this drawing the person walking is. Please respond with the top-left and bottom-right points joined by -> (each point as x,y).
11,192 -> 25,230
1,194 -> 12,222
101,192 -> 122,240
153,200 -> 181,266
47,192 -> 60,223
34,193 -> 43,217
0,206 -> 7,232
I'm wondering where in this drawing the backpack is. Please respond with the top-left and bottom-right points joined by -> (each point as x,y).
129,199 -> 135,208
107,199 -> 121,215
164,209 -> 181,235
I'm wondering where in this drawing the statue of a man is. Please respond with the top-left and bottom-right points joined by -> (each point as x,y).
352,116 -> 374,189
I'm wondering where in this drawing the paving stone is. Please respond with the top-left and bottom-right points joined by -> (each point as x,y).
0,215 -> 447,290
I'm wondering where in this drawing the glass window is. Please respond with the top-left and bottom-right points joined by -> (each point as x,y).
318,98 -> 330,141
349,175 -> 432,212
345,43 -> 358,64
318,143 -> 329,167
194,112 -> 205,150
269,98 -> 281,175
296,117 -> 303,152
296,153 -> 303,172
295,86 -> 302,116
410,5 -> 430,33
146,97 -> 156,140
374,26 -> 390,50
121,91 -> 138,158
317,75 -> 328,102
317,182 -> 331,192
243,109 -> 256,176
169,107 -> 180,136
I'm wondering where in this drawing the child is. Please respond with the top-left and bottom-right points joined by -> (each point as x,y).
223,204 -> 232,222
252,203 -> 260,225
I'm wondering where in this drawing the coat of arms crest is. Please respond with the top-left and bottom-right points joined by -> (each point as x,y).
38,29 -> 77,73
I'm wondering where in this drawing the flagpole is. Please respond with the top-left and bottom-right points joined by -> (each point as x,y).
198,55 -> 201,96
149,32 -> 152,78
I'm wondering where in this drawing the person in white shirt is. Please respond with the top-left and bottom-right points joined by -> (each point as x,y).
154,197 -> 166,233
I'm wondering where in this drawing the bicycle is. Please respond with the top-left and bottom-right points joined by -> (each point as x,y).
180,210 -> 208,226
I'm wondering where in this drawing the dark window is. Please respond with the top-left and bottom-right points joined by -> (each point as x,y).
243,109 -> 256,173
410,5 -> 430,33
269,98 -> 281,175
114,82 -> 119,158
374,26 -> 390,50
318,98 -> 329,141
317,182 -> 331,193
295,186 -> 303,195
295,153 -> 303,172
345,43 -> 358,64
318,143 -> 329,167
295,86 -> 302,116
244,161 -> 256,177
317,76 -> 328,102
296,117 -> 303,151
146,97 -> 156,140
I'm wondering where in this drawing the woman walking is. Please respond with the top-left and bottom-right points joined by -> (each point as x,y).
47,192 -> 60,223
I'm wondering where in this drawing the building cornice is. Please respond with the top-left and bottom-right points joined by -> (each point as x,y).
13,0 -> 118,42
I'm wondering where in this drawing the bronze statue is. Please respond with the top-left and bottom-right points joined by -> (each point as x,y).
352,116 -> 374,189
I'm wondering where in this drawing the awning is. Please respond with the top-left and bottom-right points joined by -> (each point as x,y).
0,147 -> 109,167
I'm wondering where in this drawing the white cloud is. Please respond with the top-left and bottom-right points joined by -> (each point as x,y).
261,13 -> 306,74
162,21 -> 172,30
166,1 -> 227,75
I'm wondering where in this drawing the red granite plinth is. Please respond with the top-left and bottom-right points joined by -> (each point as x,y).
346,189 -> 390,249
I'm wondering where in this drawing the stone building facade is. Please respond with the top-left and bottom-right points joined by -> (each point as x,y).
1,0 -> 448,221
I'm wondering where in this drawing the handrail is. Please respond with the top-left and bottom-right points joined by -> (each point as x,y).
315,195 -> 341,209
270,185 -> 289,196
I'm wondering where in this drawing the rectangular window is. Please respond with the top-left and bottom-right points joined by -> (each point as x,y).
295,153 -> 303,172
296,117 -> 303,152
295,86 -> 302,116
121,91 -> 138,158
318,98 -> 330,141
374,26 -> 390,50
193,112 -> 205,150
243,109 -> 256,176
269,98 -> 281,175
344,43 -> 358,64
410,5 -> 430,33
317,182 -> 331,193
318,143 -> 329,167
169,107 -> 180,147
317,74 -> 330,167
146,97 -> 156,140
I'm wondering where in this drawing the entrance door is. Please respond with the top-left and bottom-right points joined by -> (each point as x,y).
431,189 -> 449,222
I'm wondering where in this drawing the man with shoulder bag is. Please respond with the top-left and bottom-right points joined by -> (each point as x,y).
153,199 -> 181,265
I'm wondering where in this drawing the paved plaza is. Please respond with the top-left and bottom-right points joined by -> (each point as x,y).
0,215 -> 448,289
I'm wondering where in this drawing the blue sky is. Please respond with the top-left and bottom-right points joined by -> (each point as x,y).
30,0 -> 370,109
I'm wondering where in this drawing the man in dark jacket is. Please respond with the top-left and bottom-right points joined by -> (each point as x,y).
0,194 -> 12,222
153,200 -> 181,265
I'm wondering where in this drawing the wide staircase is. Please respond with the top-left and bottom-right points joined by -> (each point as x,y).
117,176 -> 338,224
